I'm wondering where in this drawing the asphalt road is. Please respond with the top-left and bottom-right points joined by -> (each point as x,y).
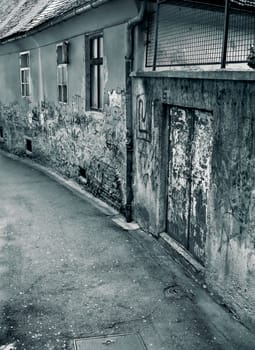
0,152 -> 255,350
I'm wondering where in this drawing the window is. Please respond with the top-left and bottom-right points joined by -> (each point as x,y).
25,138 -> 32,153
79,166 -> 86,178
57,42 -> 69,103
89,35 -> 104,110
57,65 -> 68,103
0,126 -> 3,139
20,52 -> 30,97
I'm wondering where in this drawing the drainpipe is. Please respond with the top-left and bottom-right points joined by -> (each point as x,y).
125,0 -> 147,222
152,0 -> 160,71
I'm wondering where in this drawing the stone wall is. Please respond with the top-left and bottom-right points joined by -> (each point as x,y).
0,0 -> 140,211
0,0 -> 136,211
132,73 -> 255,330
0,89 -> 126,210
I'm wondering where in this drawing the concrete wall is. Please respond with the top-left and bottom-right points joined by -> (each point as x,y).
0,0 -> 138,210
132,72 -> 255,330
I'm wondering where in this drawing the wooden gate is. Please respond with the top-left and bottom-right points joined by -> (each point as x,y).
167,106 -> 213,265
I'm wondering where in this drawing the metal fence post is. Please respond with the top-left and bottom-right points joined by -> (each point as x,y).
221,0 -> 230,68
152,0 -> 160,71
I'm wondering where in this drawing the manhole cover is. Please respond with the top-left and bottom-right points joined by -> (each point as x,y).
74,334 -> 146,350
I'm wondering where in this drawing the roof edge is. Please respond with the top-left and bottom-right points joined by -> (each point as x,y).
0,0 -> 112,44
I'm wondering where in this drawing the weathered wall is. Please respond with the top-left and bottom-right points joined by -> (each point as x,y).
132,74 -> 255,330
0,0 -> 138,210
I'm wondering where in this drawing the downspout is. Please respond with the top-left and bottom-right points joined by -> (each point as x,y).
125,0 -> 147,222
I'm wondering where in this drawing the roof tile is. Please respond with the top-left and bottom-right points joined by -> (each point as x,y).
0,0 -> 95,40
0,0 -> 254,41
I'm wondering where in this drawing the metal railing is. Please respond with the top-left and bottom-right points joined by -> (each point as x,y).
145,0 -> 255,69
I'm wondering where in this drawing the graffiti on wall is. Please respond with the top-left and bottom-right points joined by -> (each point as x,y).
213,125 -> 255,247
136,94 -> 151,142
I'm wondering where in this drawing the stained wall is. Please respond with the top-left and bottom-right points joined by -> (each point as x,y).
132,72 -> 255,330
0,0 -> 138,210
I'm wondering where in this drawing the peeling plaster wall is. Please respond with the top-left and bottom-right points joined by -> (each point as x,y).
0,1 -> 138,210
132,75 -> 255,330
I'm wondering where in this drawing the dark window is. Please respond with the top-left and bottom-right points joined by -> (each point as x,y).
90,35 -> 104,110
57,65 -> 68,103
57,42 -> 69,65
20,53 -> 30,68
26,138 -> 32,153
20,52 -> 30,97
0,126 -> 3,138
57,42 -> 69,103
79,166 -> 86,178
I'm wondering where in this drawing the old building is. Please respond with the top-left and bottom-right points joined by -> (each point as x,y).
0,0 -> 255,332
0,0 -> 137,212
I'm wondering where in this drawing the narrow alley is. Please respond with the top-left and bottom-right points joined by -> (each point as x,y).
0,151 -> 255,350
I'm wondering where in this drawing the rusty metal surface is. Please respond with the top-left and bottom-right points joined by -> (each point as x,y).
167,107 -> 192,248
189,110 -> 213,264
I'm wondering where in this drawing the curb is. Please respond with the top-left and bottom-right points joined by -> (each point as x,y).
159,232 -> 205,281
0,149 -> 125,221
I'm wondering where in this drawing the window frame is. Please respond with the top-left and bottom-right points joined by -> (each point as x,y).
56,42 -> 69,104
88,34 -> 104,111
20,51 -> 30,98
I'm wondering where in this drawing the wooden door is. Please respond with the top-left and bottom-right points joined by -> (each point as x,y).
167,106 -> 213,265
189,110 -> 213,264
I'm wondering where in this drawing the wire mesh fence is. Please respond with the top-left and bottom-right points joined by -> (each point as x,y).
231,0 -> 255,8
145,0 -> 255,67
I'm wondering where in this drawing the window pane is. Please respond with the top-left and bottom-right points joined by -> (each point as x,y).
57,45 -> 63,65
63,85 -> 67,103
58,85 -> 62,102
62,42 -> 69,64
99,64 -> 104,109
57,66 -> 62,84
20,53 -> 29,68
63,66 -> 67,84
90,65 -> 98,108
25,83 -> 29,96
91,38 -> 98,58
21,70 -> 25,84
99,36 -> 103,58
24,70 -> 29,83
21,84 -> 25,97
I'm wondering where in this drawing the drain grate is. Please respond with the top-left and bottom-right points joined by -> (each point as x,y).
74,333 -> 146,350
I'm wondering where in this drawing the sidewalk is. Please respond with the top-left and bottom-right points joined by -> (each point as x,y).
0,150 -> 254,350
